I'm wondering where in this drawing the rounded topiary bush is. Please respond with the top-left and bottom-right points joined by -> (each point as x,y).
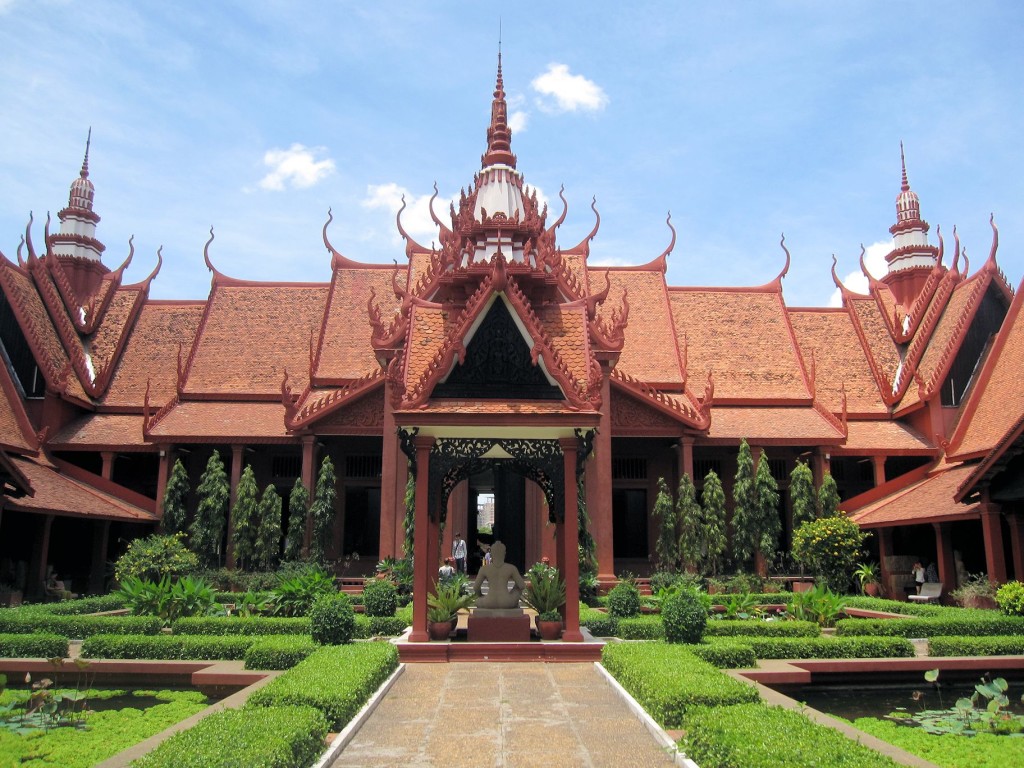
310,594 -> 355,645
662,587 -> 708,644
996,580 -> 1024,616
607,580 -> 641,618
362,578 -> 398,617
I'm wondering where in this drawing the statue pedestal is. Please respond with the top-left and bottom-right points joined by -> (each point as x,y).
467,609 -> 531,642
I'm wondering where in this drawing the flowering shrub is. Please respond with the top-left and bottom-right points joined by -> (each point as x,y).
791,515 -> 868,593
995,580 -> 1024,616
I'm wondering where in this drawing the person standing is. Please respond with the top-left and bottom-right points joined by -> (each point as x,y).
452,533 -> 467,574
912,561 -> 926,594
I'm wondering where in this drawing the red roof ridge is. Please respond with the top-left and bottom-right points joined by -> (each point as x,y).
284,368 -> 384,430
610,366 -> 710,430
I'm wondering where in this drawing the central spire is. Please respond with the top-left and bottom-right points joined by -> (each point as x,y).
481,48 -> 516,169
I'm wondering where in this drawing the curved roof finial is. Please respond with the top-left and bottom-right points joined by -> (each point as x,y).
776,232 -> 791,281
951,225 -> 961,274
986,213 -> 999,267
935,224 -> 944,268
24,212 -> 37,262
203,226 -> 216,272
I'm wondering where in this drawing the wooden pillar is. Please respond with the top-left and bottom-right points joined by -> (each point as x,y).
226,444 -> 243,569
871,455 -> 886,487
379,396 -> 400,559
812,448 -> 829,487
1007,512 -> 1024,582
590,372 -> 615,587
100,451 -> 116,481
980,503 -> 1008,584
89,520 -> 111,594
877,527 -> 894,598
677,436 -> 694,485
932,522 -> 956,603
301,436 -> 316,555
409,435 -> 434,643
446,480 -> 469,564
560,438 -> 582,642
154,448 -> 173,521
30,514 -> 55,599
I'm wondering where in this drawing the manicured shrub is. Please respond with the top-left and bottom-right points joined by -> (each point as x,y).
617,615 -> 666,640
737,635 -> 914,659
928,635 -> 1024,656
310,593 -> 355,645
30,594 -> 127,615
0,611 -> 161,638
367,615 -> 408,637
361,578 -> 398,617
114,532 -> 199,583
995,580 -> 1024,616
841,596 -> 945,617
580,606 -> 618,637
688,640 -> 757,669
81,633 -> 260,660
0,632 -> 70,658
835,614 -> 1024,638
171,616 -> 311,635
683,702 -> 896,768
248,643 -> 399,728
606,581 -> 641,618
134,704 -> 328,768
791,514 -> 868,593
601,641 -> 759,728
662,588 -> 707,644
244,636 -> 318,669
269,566 -> 337,617
704,619 -> 819,637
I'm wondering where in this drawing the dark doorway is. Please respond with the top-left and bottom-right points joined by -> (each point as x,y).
464,464 -> 527,574
343,487 -> 381,558
612,488 -> 649,559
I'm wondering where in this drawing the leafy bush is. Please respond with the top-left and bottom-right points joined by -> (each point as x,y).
117,575 -> 219,625
0,632 -> 70,658
688,640 -> 757,668
81,633 -> 260,660
600,641 -> 759,728
0,610 -> 161,637
522,563 -> 566,615
172,615 -> 310,635
367,615 -> 408,637
28,594 -> 127,615
310,593 -> 355,645
662,587 -> 707,644
841,595 -> 946,617
791,515 -> 868,593
580,606 -> 618,637
704,619 -> 819,637
835,614 -> 1024,638
114,532 -> 199,583
361,578 -> 398,617
269,566 -> 337,617
995,580 -> 1024,616
683,702 -> 896,768
606,580 -> 641,618
787,583 -> 846,627
244,636 -> 318,669
928,635 -> 1024,656
134,704 -> 328,768
617,616 -> 665,640
247,643 -> 399,728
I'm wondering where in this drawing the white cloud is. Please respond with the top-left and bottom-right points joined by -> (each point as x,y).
531,63 -> 608,113
258,144 -> 335,191
508,110 -> 528,134
828,240 -> 892,307
362,183 -> 454,246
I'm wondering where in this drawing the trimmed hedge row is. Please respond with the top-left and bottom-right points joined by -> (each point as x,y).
580,606 -> 618,637
928,635 -> 1024,656
22,594 -> 127,615
0,632 -> 70,658
616,615 -> 666,640
134,704 -> 328,768
683,702 -> 897,768
601,641 -> 759,728
248,642 -> 399,728
836,614 -> 1024,638
731,635 -> 915,660
841,596 -> 946,617
704,619 -> 819,638
688,640 -> 757,669
81,633 -> 262,661
171,616 -> 310,635
0,611 -> 161,638
244,636 -> 318,670
365,615 -> 408,637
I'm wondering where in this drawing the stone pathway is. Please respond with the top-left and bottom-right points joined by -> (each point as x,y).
328,662 -> 679,768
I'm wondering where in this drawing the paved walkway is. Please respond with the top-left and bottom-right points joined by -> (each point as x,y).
328,662 -> 679,768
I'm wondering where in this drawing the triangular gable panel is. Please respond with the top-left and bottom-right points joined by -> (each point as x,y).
308,387 -> 386,434
610,386 -> 688,435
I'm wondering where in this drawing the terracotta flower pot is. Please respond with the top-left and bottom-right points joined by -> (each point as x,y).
429,621 -> 453,641
536,619 -> 562,641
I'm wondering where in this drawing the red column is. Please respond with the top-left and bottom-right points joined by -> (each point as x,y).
32,514 -> 54,598
812,448 -> 829,487
379,396 -> 400,559
871,456 -> 886,487
980,504 -> 1008,584
89,520 -> 111,594
226,444 -> 243,569
154,449 -> 172,521
301,436 -> 316,556
1007,513 -> 1024,582
560,438 -> 582,642
932,523 -> 955,603
591,373 -> 615,588
677,436 -> 694,486
100,451 -> 116,481
877,527 -> 894,598
409,435 -> 435,643
446,480 -> 469,564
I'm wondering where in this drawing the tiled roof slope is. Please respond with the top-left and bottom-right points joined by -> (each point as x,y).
536,303 -> 590,386
850,461 -> 979,527
840,420 -> 934,454
147,401 -> 290,441
51,413 -> 149,448
185,284 -> 328,396
669,289 -> 808,401
947,274 -> 1024,460
0,360 -> 36,453
705,407 -> 844,443
788,308 -> 886,415
86,287 -> 143,387
317,268 -> 398,381
848,297 -> 902,397
603,270 -> 682,384
103,302 -> 205,408
404,304 -> 448,394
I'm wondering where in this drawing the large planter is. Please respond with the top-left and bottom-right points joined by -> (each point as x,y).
536,619 -> 563,641
792,580 -> 815,593
863,582 -> 880,597
429,621 -> 453,641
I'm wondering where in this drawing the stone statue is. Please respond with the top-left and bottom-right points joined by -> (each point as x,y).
473,541 -> 526,610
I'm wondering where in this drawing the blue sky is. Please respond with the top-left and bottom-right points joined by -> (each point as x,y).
1,1 -> 1021,307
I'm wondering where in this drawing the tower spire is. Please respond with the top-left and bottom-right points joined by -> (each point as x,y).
481,46 -> 516,169
50,129 -> 105,263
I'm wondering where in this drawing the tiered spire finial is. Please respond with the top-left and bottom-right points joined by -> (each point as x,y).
481,46 -> 516,169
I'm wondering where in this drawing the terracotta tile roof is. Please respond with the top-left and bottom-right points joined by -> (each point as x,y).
7,454 -> 156,521
51,413 -> 149,448
103,302 -> 205,408
705,406 -> 844,442
401,399 -> 583,416
186,284 -> 329,396
536,303 -> 589,386
788,308 -> 886,415
147,401 -> 290,440
404,304 -> 448,394
849,297 -> 901,395
669,289 -> 807,400
604,271 -> 682,384
317,268 -> 398,381
948,274 -> 1024,459
850,462 -> 979,527
839,420 -> 935,453
0,361 -> 35,453
86,287 -> 142,386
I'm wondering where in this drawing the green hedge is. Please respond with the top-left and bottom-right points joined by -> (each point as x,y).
81,633 -> 262,660
367,615 -> 408,637
601,641 -> 759,728
580,606 -> 618,637
23,594 -> 127,615
836,614 -> 1024,638
617,615 -> 666,640
738,635 -> 914,659
0,610 -> 161,637
248,642 -> 399,728
710,594 -> 790,607
704,619 -> 819,637
171,616 -> 310,635
928,635 -> 1024,656
134,704 -> 328,768
683,702 -> 897,767
841,596 -> 947,617
687,640 -> 757,668
244,636 -> 318,670
0,632 -> 70,658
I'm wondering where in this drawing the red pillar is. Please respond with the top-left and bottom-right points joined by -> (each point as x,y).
100,451 -> 116,480
560,438 -> 582,642
871,456 -> 886,487
89,520 -> 111,594
226,444 -> 243,569
409,435 -> 434,643
1008,512 -> 1024,582
980,504 -> 1008,584
446,480 -> 469,564
932,523 -> 955,603
877,527 -> 894,598
301,436 -> 316,555
154,449 -> 172,521
32,514 -> 54,598
677,436 -> 694,485
591,373 -> 615,588
379,397 -> 400,559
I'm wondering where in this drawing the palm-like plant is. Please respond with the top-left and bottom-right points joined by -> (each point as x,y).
523,563 -> 566,619
427,580 -> 475,623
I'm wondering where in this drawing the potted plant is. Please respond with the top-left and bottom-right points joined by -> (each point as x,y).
950,573 -> 997,610
427,580 -> 475,640
523,563 -> 566,640
854,562 -> 881,597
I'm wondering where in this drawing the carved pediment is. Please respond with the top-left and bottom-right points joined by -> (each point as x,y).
610,389 -> 685,433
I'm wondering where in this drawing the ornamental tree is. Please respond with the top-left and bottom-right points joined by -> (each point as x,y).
309,456 -> 338,565
161,458 -> 190,535
676,473 -> 702,572
254,484 -> 283,570
754,451 -> 781,567
189,450 -> 229,568
789,460 -> 817,527
730,439 -> 758,564
791,514 -> 869,593
818,472 -> 841,518
652,478 -> 678,573
700,470 -> 727,577
284,477 -> 309,562
230,465 -> 259,570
